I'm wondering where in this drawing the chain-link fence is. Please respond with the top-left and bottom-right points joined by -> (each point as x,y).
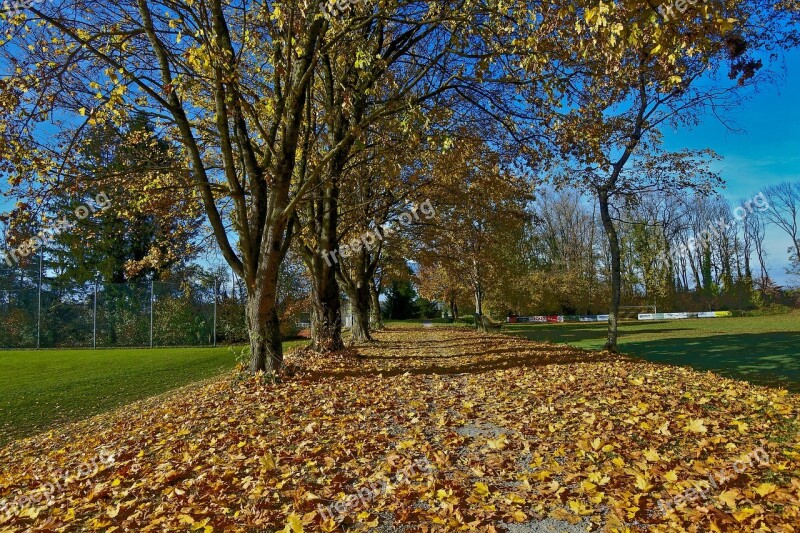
0,258 -> 248,349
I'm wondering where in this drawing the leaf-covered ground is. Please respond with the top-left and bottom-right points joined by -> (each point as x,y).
1,327 -> 799,532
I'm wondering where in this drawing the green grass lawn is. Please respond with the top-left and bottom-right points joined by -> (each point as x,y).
504,314 -> 800,391
0,341 -> 307,446
385,318 -> 470,327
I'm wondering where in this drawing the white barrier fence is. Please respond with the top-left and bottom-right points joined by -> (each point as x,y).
638,311 -> 732,320
507,311 -> 732,324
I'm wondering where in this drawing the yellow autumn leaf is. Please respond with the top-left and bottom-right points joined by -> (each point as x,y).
718,489 -> 738,509
474,481 -> 490,497
568,499 -> 592,515
664,470 -> 678,482
261,453 -> 276,470
731,420 -> 749,433
732,507 -> 756,522
508,493 -> 526,504
644,448 -> 660,462
281,513 -> 303,533
635,473 -> 653,492
191,518 -> 211,531
487,435 -> 507,450
754,483 -> 777,497
684,419 -> 707,433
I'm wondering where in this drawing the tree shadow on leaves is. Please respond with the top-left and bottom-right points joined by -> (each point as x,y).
297,333 -> 623,382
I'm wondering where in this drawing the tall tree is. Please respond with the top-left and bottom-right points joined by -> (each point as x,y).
0,0 -> 481,372
55,114 -> 201,283
543,0 -> 794,351
291,0 -> 483,350
416,133 -> 532,332
763,181 -> 800,273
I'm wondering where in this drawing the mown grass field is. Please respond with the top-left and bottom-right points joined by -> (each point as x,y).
0,341 -> 307,446
504,313 -> 800,391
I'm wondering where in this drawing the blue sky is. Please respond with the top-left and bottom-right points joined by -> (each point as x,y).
660,48 -> 800,285
3,47 -> 799,285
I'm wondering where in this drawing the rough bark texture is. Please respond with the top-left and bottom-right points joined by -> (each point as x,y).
245,288 -> 283,374
310,259 -> 345,352
304,155 -> 345,353
349,278 -> 372,343
369,281 -> 383,330
305,51 -> 368,351
598,190 -> 620,353
339,246 -> 376,343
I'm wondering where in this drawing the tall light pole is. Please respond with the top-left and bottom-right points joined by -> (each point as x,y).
36,252 -> 42,349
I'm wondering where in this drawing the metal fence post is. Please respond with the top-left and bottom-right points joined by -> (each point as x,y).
36,252 -> 42,349
149,280 -> 154,348
213,278 -> 217,348
93,276 -> 98,349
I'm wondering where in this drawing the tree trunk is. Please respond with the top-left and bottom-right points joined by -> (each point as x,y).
473,259 -> 486,333
349,279 -> 372,343
245,286 -> 283,374
662,236 -> 677,296
793,238 -> 800,267
310,259 -> 344,352
339,246 -> 375,343
305,159 -> 344,353
474,287 -> 487,333
598,190 -> 620,353
449,298 -> 457,320
369,280 -> 383,330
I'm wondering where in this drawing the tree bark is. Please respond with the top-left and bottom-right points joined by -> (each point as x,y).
793,238 -> 800,267
369,279 -> 383,330
472,258 -> 487,333
245,288 -> 283,374
348,278 -> 372,343
303,148 -> 345,353
474,286 -> 487,333
309,258 -> 345,352
598,189 -> 621,353
339,245 -> 379,343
